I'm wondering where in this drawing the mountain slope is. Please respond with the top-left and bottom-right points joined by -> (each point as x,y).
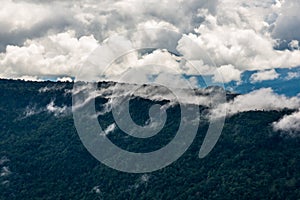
0,79 -> 299,200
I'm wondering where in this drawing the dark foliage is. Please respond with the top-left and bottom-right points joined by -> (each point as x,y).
0,79 -> 299,200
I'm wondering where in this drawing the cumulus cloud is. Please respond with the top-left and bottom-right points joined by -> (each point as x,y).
0,0 -> 215,50
16,76 -> 44,82
97,49 -> 182,81
289,40 -> 300,50
250,69 -> 280,83
272,0 -> 300,43
273,110 -> 300,135
0,0 -> 73,51
0,30 -> 98,79
180,0 -> 300,73
211,88 -> 300,118
57,77 -> 73,82
1,0 -> 300,85
213,64 -> 241,83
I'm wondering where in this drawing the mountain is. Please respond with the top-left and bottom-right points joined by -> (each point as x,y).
0,79 -> 299,200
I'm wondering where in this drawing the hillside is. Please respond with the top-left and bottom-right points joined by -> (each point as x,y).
0,79 -> 299,200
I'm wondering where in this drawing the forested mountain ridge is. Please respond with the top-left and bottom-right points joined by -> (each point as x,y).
0,79 -> 299,200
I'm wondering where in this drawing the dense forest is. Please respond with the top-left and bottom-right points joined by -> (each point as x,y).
0,79 -> 299,200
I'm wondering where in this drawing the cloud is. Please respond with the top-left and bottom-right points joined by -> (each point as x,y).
46,100 -> 69,116
16,76 -> 44,82
0,166 -> 11,177
127,174 -> 151,191
0,30 -> 98,79
21,98 -> 71,118
23,105 -> 43,118
1,0 -> 300,84
273,110 -> 300,135
211,88 -> 300,118
57,77 -> 73,82
0,0 -> 74,51
213,64 -> 241,83
3,0 -> 215,47
102,49 -> 182,81
39,85 -> 66,93
250,69 -> 280,83
0,157 -> 9,165
289,40 -> 300,50
92,186 -> 101,194
176,0 -> 300,77
72,81 -> 226,112
101,123 -> 117,136
140,174 -> 150,183
272,0 -> 300,43
285,72 -> 300,80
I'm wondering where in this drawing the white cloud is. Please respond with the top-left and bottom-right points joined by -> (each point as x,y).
72,81 -> 226,112
285,72 -> 300,80
46,100 -> 69,116
57,77 -> 73,82
9,0 -> 213,46
92,186 -> 101,194
39,85 -> 66,93
0,166 -> 11,177
0,0 -> 53,32
177,0 -> 300,73
211,88 -> 300,118
188,76 -> 200,88
140,174 -> 150,183
0,0 -> 73,50
105,49 -> 182,80
250,69 -> 280,83
137,20 -> 179,32
272,0 -> 300,42
102,123 -> 116,136
273,110 -> 300,135
128,173 -> 151,190
213,64 -> 241,83
289,40 -> 300,50
17,76 -> 44,82
0,30 -> 98,79
23,105 -> 42,118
